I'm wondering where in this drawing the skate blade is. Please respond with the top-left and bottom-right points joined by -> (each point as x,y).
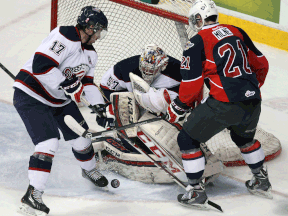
248,187 -> 273,199
178,199 -> 209,211
18,203 -> 48,216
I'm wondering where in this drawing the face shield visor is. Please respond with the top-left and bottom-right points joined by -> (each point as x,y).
188,13 -> 204,32
89,23 -> 108,40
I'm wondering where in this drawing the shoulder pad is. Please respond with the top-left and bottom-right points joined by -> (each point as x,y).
59,26 -> 81,42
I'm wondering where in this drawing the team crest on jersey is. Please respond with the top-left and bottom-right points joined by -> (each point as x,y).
62,64 -> 90,80
245,90 -> 255,98
62,67 -> 73,80
184,41 -> 194,51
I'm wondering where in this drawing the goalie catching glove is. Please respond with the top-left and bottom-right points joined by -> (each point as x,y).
167,97 -> 190,123
60,74 -> 84,103
90,103 -> 115,129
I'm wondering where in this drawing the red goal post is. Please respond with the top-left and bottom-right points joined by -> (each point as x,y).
51,0 -> 281,167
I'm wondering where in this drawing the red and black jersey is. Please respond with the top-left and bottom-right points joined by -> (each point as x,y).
179,23 -> 269,106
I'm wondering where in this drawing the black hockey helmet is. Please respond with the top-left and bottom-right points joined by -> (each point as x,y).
77,6 -> 108,39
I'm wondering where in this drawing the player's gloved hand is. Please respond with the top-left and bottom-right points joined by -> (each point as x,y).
90,103 -> 115,129
60,75 -> 84,103
167,97 -> 190,123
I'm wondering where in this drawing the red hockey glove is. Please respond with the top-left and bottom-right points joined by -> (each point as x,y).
167,97 -> 190,123
60,75 -> 84,103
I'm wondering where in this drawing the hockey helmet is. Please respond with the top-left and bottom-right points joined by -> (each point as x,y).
77,6 -> 108,40
139,44 -> 169,85
188,0 -> 218,32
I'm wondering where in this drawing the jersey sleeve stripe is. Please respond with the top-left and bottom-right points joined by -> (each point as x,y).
208,78 -> 224,89
179,76 -> 204,106
100,84 -> 111,90
81,76 -> 94,85
35,52 -> 59,65
206,59 -> 215,64
32,52 -> 59,75
182,75 -> 202,82
15,70 -> 66,104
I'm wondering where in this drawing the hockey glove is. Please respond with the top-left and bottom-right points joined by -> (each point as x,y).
90,103 -> 115,129
167,97 -> 190,123
60,75 -> 84,103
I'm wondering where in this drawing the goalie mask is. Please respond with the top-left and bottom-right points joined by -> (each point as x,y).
139,44 -> 169,85
188,0 -> 218,32
77,6 -> 108,40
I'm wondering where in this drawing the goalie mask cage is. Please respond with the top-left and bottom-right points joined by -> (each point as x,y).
51,0 -> 281,167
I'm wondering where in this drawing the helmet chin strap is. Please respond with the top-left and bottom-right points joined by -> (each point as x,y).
83,28 -> 95,44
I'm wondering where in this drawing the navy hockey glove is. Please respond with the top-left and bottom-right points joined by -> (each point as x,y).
167,97 -> 190,123
60,75 -> 84,103
90,104 -> 115,129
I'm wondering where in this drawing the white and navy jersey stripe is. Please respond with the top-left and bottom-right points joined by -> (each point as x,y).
13,26 -> 104,107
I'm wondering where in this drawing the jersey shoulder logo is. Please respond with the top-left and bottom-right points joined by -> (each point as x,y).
184,41 -> 194,51
88,56 -> 92,65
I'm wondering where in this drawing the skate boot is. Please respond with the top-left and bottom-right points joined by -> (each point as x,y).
18,185 -> 50,216
177,183 -> 209,210
245,167 -> 273,199
82,167 -> 108,188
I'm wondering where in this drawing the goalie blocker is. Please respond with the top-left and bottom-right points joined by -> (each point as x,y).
92,92 -> 224,184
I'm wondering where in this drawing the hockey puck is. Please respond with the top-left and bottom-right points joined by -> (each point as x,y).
111,179 -> 120,188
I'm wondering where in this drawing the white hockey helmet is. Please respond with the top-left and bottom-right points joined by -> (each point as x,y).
188,0 -> 218,32
139,44 -> 169,85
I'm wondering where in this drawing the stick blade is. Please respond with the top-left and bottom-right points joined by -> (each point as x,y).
64,115 -> 85,136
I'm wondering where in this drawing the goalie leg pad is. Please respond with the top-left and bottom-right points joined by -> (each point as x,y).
97,138 -> 174,183
110,92 -> 139,137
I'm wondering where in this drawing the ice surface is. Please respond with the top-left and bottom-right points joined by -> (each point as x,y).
0,1 -> 287,215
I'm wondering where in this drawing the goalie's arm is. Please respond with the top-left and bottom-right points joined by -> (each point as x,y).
100,65 -> 130,99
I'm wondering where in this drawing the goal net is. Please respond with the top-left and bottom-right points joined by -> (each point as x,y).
51,0 -> 281,166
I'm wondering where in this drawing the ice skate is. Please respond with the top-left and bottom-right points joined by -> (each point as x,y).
245,167 -> 273,199
82,167 -> 109,189
18,185 -> 49,216
177,183 -> 209,210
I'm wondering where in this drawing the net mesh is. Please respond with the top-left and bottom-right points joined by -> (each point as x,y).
53,0 -> 281,166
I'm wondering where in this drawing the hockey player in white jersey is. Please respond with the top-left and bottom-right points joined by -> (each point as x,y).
96,44 -> 223,184
13,6 -> 114,216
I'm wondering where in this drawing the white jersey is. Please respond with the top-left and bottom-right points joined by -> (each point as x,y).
13,26 -> 104,107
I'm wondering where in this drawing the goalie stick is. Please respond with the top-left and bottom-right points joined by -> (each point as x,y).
65,115 -> 223,212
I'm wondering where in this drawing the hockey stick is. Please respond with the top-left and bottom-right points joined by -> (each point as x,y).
65,115 -> 222,212
64,114 -> 166,141
0,63 -> 16,80
117,130 -> 222,212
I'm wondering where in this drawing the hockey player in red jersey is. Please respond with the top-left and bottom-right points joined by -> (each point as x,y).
13,6 -> 114,216
166,0 -> 271,209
